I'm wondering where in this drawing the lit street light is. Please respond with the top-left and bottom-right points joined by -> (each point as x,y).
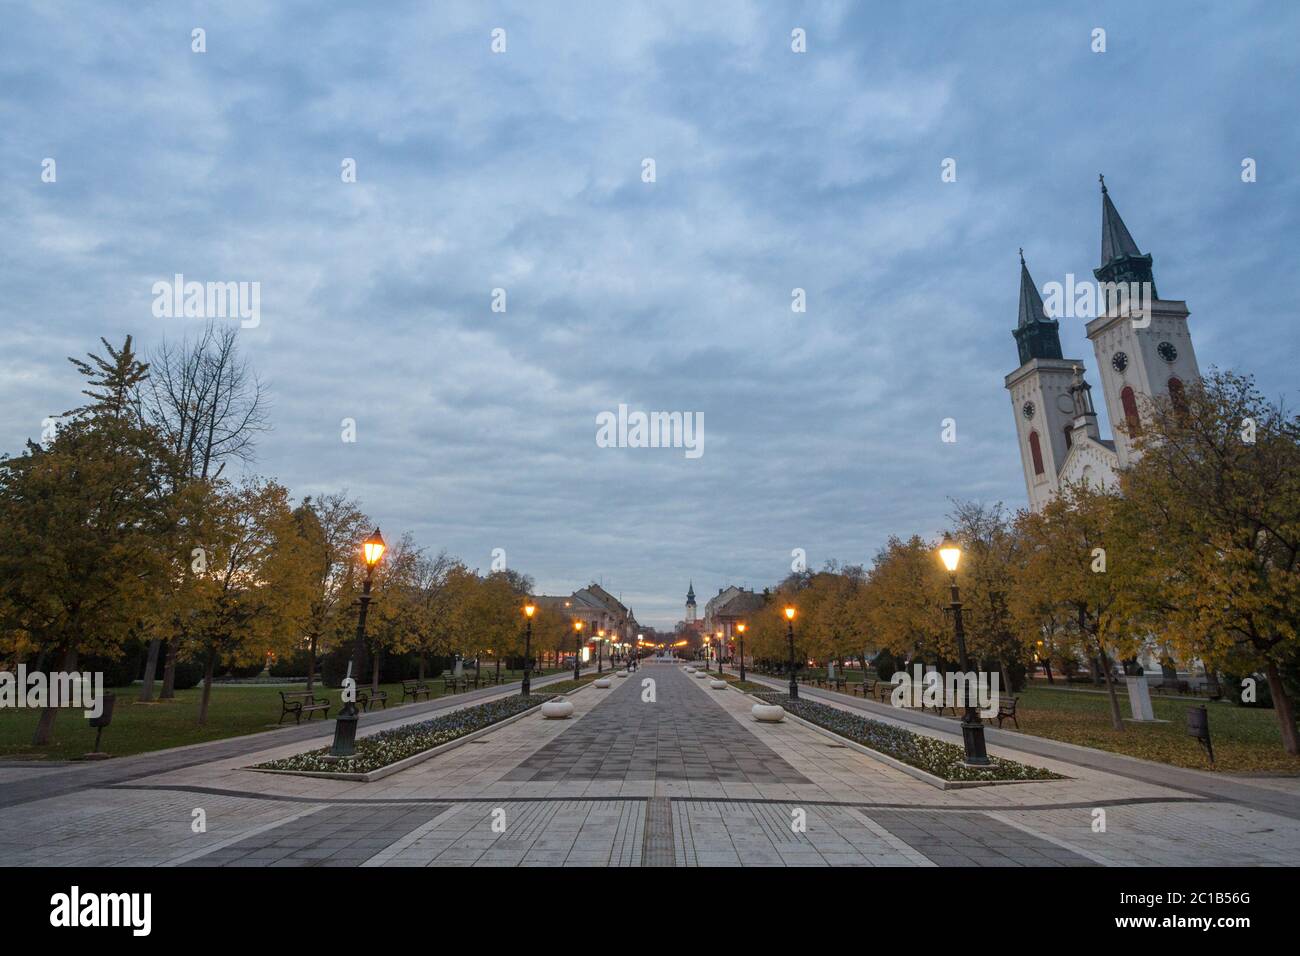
735,622 -> 747,681
597,628 -> 606,674
938,535 -> 990,766
522,601 -> 535,697
329,528 -> 386,758
572,620 -> 584,681
785,605 -> 798,700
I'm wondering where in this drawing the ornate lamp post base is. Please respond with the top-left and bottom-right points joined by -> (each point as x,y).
328,707 -> 359,759
959,717 -> 990,766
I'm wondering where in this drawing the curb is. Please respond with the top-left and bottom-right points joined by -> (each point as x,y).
247,682 -> 594,783
734,687 -> 1059,791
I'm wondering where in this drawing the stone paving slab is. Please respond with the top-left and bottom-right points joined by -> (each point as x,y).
3,661 -> 1299,867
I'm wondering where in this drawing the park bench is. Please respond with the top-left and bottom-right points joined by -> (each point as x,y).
402,679 -> 433,703
853,679 -> 878,699
278,691 -> 330,725
358,688 -> 388,712
986,695 -> 1020,728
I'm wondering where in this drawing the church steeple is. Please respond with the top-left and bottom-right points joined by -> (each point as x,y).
686,581 -> 695,604
685,581 -> 696,623
1012,250 -> 1063,365
1094,175 -> 1157,297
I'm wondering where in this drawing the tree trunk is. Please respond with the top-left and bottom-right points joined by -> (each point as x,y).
371,647 -> 382,696
161,636 -> 179,699
138,638 -> 162,702
32,646 -> 77,746
1042,659 -> 1054,684
1264,660 -> 1299,756
418,651 -> 426,681
305,632 -> 319,694
1096,640 -> 1124,731
197,648 -> 217,725
495,656 -> 501,680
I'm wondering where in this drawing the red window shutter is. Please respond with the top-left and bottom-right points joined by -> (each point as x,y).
1029,430 -> 1045,475
1168,377 -> 1186,414
1121,386 -> 1141,436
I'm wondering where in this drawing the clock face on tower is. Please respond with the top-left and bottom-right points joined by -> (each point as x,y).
1111,351 -> 1129,373
1022,401 -> 1035,420
1158,341 -> 1178,363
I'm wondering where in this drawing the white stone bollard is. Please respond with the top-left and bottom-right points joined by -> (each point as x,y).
541,698 -> 575,719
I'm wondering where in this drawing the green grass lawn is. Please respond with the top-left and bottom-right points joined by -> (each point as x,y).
749,670 -> 1298,774
1007,685 -> 1299,774
0,668 -> 564,761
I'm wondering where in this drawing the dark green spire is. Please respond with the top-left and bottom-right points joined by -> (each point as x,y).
1012,249 -> 1063,365
1093,174 -> 1157,297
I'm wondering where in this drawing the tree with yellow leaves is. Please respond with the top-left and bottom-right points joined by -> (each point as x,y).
1121,371 -> 1300,754
1015,482 -> 1142,730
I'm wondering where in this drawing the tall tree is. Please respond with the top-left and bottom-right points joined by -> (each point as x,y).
1015,483 -> 1141,730
293,493 -> 371,693
181,477 -> 312,725
0,338 -> 171,743
138,324 -> 269,699
1121,371 -> 1300,754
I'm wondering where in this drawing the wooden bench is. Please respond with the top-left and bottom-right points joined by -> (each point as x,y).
853,679 -> 878,699
357,688 -> 388,712
279,691 -> 330,724
986,695 -> 1020,728
442,676 -> 465,694
402,679 -> 433,703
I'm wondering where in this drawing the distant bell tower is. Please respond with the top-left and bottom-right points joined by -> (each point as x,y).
685,581 -> 696,623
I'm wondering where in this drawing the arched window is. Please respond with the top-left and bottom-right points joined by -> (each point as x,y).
1120,386 -> 1141,436
1168,377 -> 1186,414
1028,430 -> 1045,476
1063,425 -> 1073,450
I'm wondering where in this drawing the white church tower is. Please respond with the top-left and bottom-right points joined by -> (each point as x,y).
1085,175 -> 1201,470
1004,250 -> 1087,512
1006,177 -> 1201,511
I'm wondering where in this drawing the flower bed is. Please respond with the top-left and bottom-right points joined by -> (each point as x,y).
254,694 -> 554,775
753,691 -> 1062,783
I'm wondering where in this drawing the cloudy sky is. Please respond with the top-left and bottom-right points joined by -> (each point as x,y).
2,1 -> 1297,627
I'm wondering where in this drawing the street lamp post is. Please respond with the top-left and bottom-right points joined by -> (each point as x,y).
597,629 -> 605,674
736,622 -> 747,682
572,620 -> 583,681
939,536 -> 990,766
704,635 -> 712,673
522,602 -> 535,697
329,528 -> 386,758
785,606 -> 798,700
715,630 -> 723,671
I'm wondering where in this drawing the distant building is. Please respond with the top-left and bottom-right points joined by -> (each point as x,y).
534,582 -> 638,656
702,585 -> 766,658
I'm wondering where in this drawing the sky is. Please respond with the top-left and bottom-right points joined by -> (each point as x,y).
2,1 -> 1297,628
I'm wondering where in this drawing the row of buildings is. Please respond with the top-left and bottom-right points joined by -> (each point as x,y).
676,581 -> 766,658
534,582 -> 642,656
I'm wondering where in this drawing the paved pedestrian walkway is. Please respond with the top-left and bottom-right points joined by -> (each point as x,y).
2,661 -> 1297,867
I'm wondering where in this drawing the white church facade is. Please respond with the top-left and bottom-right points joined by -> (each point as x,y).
1006,178 -> 1203,511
